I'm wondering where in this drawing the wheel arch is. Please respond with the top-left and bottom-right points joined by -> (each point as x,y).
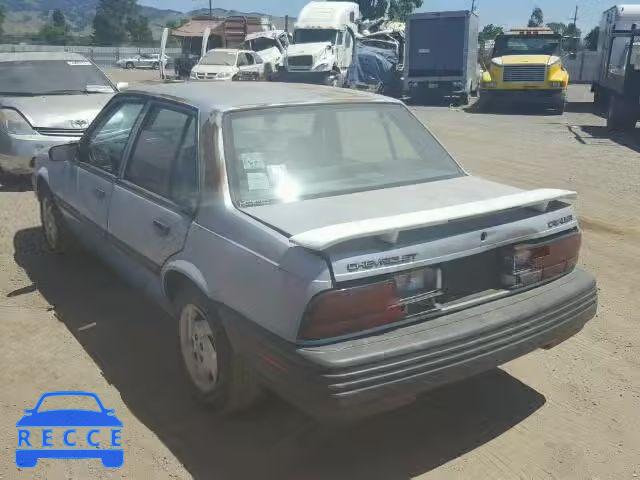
162,261 -> 209,306
34,168 -> 50,199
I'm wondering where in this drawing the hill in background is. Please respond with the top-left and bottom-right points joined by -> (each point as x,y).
2,0 -> 291,39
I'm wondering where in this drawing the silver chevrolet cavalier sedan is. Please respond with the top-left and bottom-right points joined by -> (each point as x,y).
33,82 -> 597,422
0,52 -> 122,175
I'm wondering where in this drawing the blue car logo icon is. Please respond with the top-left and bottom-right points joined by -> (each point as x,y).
16,391 -> 123,468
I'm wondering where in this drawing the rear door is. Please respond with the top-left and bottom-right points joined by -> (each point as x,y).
107,101 -> 199,272
408,15 -> 466,77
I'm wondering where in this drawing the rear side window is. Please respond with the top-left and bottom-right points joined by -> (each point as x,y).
124,104 -> 197,206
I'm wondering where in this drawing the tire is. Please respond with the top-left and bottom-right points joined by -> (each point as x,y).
176,286 -> 263,414
459,92 -> 470,106
325,71 -> 342,87
152,62 -> 159,70
553,100 -> 566,115
607,95 -> 636,131
264,63 -> 273,81
40,190 -> 73,254
125,62 -> 135,70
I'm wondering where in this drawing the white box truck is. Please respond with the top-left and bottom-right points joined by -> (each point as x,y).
592,5 -> 640,130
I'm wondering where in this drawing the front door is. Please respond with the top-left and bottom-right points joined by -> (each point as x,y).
59,100 -> 145,235
108,102 -> 199,272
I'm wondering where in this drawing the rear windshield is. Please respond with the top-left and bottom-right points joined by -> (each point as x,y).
224,103 -> 463,207
493,35 -> 561,57
0,60 -> 113,95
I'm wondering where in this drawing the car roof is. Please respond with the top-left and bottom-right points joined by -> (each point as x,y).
127,82 -> 401,113
0,51 -> 90,62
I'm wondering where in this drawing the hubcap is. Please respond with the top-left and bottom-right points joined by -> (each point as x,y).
179,304 -> 218,393
42,198 -> 58,248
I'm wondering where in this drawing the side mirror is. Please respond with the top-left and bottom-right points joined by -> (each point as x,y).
49,143 -> 78,163
116,82 -> 129,91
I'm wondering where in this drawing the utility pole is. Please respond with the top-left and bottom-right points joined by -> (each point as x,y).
209,0 -> 213,18
572,4 -> 578,27
471,0 -> 477,13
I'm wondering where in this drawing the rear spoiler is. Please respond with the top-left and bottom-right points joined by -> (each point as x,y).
290,189 -> 576,251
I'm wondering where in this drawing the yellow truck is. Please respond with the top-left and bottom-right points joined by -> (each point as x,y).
480,28 -> 569,113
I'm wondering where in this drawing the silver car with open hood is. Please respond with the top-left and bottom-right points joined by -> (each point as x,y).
0,52 -> 120,175
33,82 -> 597,422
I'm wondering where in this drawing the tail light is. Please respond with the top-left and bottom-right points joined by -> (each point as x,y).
502,231 -> 581,288
298,280 -> 405,341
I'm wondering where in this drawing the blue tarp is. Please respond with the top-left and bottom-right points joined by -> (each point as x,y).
346,44 -> 400,93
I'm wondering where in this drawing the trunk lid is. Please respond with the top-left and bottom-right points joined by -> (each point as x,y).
241,176 -> 578,283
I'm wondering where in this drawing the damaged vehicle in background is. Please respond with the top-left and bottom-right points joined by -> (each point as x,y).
241,30 -> 291,81
116,53 -> 171,70
33,82 -> 598,423
190,48 -> 265,81
0,52 -> 122,176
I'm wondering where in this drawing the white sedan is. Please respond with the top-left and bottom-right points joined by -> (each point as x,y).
190,49 -> 264,81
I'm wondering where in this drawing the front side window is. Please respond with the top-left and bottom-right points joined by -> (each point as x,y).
124,105 -> 197,206
0,60 -> 114,96
83,101 -> 144,174
224,104 -> 463,206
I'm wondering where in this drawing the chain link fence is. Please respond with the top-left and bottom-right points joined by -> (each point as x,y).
0,44 -> 182,68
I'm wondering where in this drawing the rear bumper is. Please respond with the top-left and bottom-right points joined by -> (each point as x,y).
480,88 -> 565,105
406,79 -> 468,96
230,269 -> 597,422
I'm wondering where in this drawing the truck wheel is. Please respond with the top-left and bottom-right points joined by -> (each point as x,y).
326,71 -> 342,87
459,93 -> 470,106
40,190 -> 74,254
176,286 -> 263,414
152,62 -> 159,70
552,100 -> 566,115
607,95 -> 637,131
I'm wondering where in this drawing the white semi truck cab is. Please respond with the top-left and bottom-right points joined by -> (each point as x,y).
284,1 -> 360,86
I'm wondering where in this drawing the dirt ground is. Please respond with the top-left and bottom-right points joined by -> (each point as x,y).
0,72 -> 638,479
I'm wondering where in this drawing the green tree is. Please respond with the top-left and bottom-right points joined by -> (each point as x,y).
166,18 -> 188,30
388,0 -> 423,21
39,9 -> 71,45
126,15 -> 152,45
546,22 -> 567,35
585,26 -> 599,51
528,7 -> 544,28
328,0 -> 422,21
92,0 -> 138,45
478,23 -> 504,46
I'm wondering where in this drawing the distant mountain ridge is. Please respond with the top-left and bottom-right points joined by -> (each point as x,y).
3,0 -> 290,39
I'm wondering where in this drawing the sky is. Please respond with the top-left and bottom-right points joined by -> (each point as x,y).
139,0 -> 612,30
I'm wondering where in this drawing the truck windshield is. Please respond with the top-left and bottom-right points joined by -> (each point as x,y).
0,60 -> 113,95
493,35 -> 561,56
294,29 -> 338,45
224,104 -> 463,206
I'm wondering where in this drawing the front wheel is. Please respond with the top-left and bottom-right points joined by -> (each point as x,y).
40,192 -> 73,254
152,62 -> 159,70
125,62 -> 135,69
176,287 -> 263,414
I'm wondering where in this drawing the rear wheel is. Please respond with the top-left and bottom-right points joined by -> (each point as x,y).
176,287 -> 263,414
125,62 -> 135,69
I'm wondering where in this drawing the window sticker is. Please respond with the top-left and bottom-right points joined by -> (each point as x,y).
247,172 -> 270,190
240,152 -> 265,170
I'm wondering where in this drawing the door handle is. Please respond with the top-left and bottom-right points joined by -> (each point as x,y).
93,187 -> 106,199
152,219 -> 171,236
